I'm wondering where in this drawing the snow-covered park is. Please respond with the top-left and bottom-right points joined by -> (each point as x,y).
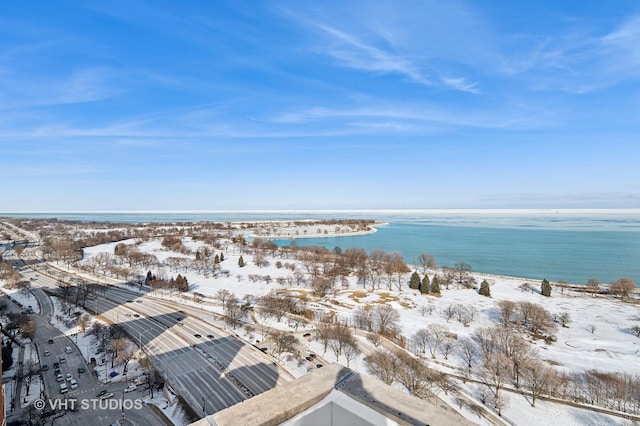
73,231 -> 640,426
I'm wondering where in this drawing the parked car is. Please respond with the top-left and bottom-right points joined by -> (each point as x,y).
77,367 -> 85,374
48,339 -> 54,344
66,374 -> 73,382
43,350 -> 51,357
59,356 -> 66,364
70,379 -> 78,389
41,364 -> 49,371
56,374 -> 64,383
60,383 -> 68,394
64,346 -> 72,354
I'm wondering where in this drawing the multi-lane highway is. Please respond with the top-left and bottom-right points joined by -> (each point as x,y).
1,220 -> 294,419
26,263 -> 291,417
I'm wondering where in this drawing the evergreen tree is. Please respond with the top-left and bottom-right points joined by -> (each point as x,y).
214,254 -> 220,264
220,252 -> 224,262
409,271 -> 421,290
420,274 -> 431,294
176,274 -> 188,291
541,279 -> 552,297
479,279 -> 491,297
195,251 -> 201,261
145,270 -> 153,285
430,275 -> 441,295
238,255 -> 245,268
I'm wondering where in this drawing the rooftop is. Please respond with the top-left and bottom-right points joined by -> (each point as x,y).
191,363 -> 474,426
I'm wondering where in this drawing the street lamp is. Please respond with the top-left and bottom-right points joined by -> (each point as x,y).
138,328 -> 155,352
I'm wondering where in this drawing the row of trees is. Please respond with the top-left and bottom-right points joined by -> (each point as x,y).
145,271 -> 189,292
315,323 -> 361,367
365,348 -> 452,401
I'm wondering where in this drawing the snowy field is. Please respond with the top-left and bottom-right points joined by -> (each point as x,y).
75,236 -> 640,426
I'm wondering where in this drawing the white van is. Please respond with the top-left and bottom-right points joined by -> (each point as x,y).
64,346 -> 72,354
60,383 -> 68,394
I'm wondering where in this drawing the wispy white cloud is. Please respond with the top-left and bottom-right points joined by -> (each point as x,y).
312,22 -> 433,86
0,67 -> 120,109
267,103 -> 554,130
440,77 -> 480,94
498,13 -> 640,94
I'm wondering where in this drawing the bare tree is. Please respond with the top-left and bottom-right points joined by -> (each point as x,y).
442,304 -> 456,322
495,300 -> 517,326
372,304 -> 400,337
586,278 -> 601,297
139,357 -> 163,398
364,349 -> 398,385
630,324 -> 640,338
480,352 -> 513,398
587,324 -> 597,334
311,277 -> 334,297
491,393 -> 509,417
22,360 -> 39,396
610,277 -> 636,301
259,290 -> 299,322
224,296 -> 245,329
20,318 -> 37,340
342,342 -> 360,368
353,305 -> 374,332
111,337 -> 129,368
453,262 -> 473,286
418,305 -> 433,317
271,330 -> 298,356
424,324 -> 448,359
395,351 -> 439,399
116,342 -> 136,375
438,335 -> 457,360
327,324 -> 355,360
458,337 -> 478,380
521,360 -> 558,407
417,253 -> 436,273
518,302 -> 555,336
472,327 -> 495,359
214,289 -> 234,310
315,322 -> 333,354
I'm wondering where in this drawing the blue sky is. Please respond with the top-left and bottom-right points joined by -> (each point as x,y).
1,1 -> 640,211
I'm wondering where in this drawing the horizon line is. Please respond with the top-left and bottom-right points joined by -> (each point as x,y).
2,208 -> 640,214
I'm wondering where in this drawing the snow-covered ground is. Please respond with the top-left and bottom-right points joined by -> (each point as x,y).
75,237 -> 640,426
49,295 -> 144,385
19,342 -> 43,408
0,281 -> 40,314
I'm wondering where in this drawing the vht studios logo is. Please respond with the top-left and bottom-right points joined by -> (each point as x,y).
33,398 -> 144,411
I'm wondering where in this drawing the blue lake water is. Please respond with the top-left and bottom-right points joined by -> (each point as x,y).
2,210 -> 639,285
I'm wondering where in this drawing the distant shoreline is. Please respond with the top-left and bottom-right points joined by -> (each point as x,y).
248,222 -> 388,240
